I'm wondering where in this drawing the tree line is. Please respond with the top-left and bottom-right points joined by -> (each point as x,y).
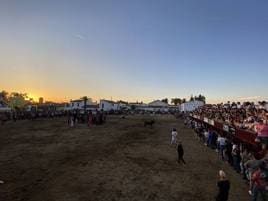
161,94 -> 206,105
0,90 -> 34,109
1,90 -> 206,108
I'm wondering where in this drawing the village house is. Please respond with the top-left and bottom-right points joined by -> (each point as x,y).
128,102 -> 147,111
128,100 -> 169,112
67,98 -> 98,111
147,100 -> 169,112
117,100 -> 131,110
99,100 -> 119,111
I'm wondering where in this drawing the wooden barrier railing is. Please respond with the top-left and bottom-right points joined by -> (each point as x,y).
190,114 -> 257,145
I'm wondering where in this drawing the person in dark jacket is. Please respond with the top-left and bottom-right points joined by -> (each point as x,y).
216,170 -> 230,201
226,140 -> 233,166
177,141 -> 186,164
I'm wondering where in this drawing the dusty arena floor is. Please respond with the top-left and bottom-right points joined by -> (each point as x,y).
0,115 -> 249,201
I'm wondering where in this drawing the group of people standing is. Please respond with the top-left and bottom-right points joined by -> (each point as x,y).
186,117 -> 268,201
0,110 -> 67,125
170,126 -> 231,201
67,110 -> 106,127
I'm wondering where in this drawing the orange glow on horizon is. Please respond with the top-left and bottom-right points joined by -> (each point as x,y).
26,94 -> 39,102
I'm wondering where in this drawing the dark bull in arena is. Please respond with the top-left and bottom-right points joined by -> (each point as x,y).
144,119 -> 155,128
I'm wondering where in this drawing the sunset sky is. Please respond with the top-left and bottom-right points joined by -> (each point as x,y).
0,0 -> 268,103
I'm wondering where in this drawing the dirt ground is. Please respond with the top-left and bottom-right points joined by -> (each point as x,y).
0,115 -> 249,201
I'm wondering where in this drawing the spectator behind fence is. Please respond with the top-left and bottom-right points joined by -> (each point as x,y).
186,117 -> 268,200
255,119 -> 268,150
217,135 -> 227,160
192,102 -> 268,134
245,153 -> 263,196
251,162 -> 268,201
204,129 -> 209,145
232,144 -> 241,173
240,149 -> 250,180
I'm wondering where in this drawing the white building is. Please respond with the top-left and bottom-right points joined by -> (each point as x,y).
67,98 -> 98,111
99,100 -> 120,111
147,100 -> 169,112
129,102 -> 147,111
180,100 -> 204,112
117,101 -> 131,110
128,100 -> 169,112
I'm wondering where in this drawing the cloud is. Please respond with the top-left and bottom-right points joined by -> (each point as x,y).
74,34 -> 86,40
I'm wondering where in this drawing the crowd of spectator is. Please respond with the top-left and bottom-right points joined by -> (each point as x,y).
0,110 -> 66,122
67,110 -> 107,127
185,118 -> 268,200
192,101 -> 268,132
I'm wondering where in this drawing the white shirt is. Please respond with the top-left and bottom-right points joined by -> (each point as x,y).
171,131 -> 178,139
232,144 -> 238,151
217,137 -> 226,146
204,131 -> 209,138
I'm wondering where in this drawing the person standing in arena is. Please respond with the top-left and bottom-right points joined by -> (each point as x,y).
170,128 -> 178,146
232,144 -> 241,173
217,135 -> 227,160
215,170 -> 230,201
204,129 -> 209,146
88,111 -> 93,127
177,141 -> 186,164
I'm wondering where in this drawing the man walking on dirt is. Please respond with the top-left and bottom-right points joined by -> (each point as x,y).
177,141 -> 186,164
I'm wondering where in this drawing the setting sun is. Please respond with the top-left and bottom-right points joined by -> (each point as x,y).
0,1 -> 268,201
26,94 -> 39,102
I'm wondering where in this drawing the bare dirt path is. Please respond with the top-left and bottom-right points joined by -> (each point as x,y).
0,115 -> 249,201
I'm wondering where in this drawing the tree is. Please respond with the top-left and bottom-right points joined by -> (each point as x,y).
171,98 -> 182,105
258,101 -> 267,106
0,90 -> 9,102
192,94 -> 206,103
10,92 -> 28,99
8,92 -> 28,109
182,98 -> 186,103
161,98 -> 168,104
196,94 -> 206,103
190,95 -> 194,102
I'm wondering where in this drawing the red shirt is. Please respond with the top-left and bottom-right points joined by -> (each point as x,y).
252,169 -> 267,188
256,124 -> 268,137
